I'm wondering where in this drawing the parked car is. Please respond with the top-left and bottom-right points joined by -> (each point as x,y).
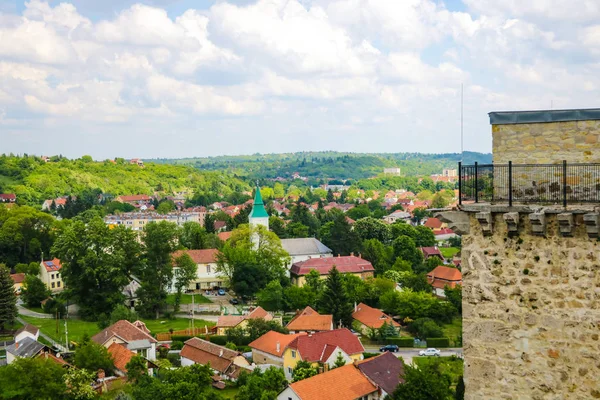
419,348 -> 441,357
218,289 -> 226,296
379,344 -> 399,353
229,298 -> 239,305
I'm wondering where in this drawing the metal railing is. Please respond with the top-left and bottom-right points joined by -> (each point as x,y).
459,161 -> 600,206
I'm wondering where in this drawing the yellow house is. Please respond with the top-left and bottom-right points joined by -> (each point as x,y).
281,328 -> 364,380
289,256 -> 375,287
39,258 -> 64,292
10,273 -> 25,295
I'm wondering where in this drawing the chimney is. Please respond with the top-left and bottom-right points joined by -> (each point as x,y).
338,254 -> 340,258
15,342 -> 19,349
353,359 -> 359,367
276,341 -> 280,353
219,349 -> 223,357
358,253 -> 362,258
350,252 -> 354,257
97,369 -> 105,380
324,363 -> 329,372
354,302 -> 357,312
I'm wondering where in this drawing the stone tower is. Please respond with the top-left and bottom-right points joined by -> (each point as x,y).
249,184 -> 269,247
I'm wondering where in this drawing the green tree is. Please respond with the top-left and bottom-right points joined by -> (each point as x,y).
53,218 -> 141,320
304,269 -> 323,292
204,214 -> 216,234
156,200 -> 176,214
397,272 -> 432,293
289,204 -> 320,237
391,363 -> 453,400
361,239 -> 394,275
284,285 -> 317,311
444,285 -> 462,314
320,213 -> 361,256
345,204 -> 371,220
326,189 -> 334,203
125,355 -> 147,383
236,367 -> 287,400
64,368 -> 96,400
136,221 -> 179,318
332,351 -> 347,368
99,304 -> 139,329
245,318 -> 288,341
455,375 -> 465,400
131,363 -> 215,400
21,274 -> 50,308
73,340 -> 115,375
256,280 -> 285,312
378,321 -> 399,339
413,226 -> 436,247
179,222 -> 207,250
392,236 -> 423,269
319,266 -> 354,328
292,360 -> 318,382
172,253 -> 198,314
268,216 -> 286,238
407,318 -> 443,339
354,217 -> 391,243
14,261 -> 40,276
0,264 -> 17,330
0,357 -> 67,399
285,222 -> 310,238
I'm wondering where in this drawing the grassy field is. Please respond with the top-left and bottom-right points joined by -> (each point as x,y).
413,356 -> 463,385
20,316 -> 216,344
439,247 -> 460,259
219,386 -> 239,399
442,317 -> 462,344
166,294 -> 212,305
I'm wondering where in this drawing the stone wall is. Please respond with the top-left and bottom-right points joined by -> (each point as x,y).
462,211 -> 600,400
492,121 -> 600,164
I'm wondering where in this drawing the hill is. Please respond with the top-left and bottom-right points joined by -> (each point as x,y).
150,151 -> 491,180
0,155 -> 249,206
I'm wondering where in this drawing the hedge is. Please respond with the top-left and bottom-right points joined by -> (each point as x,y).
426,338 -> 451,348
381,337 -> 414,347
167,335 -> 253,347
171,335 -> 193,342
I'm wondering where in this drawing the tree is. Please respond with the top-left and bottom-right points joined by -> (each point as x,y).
52,218 -> 141,320
326,189 -> 334,203
131,363 -> 215,400
285,222 -> 310,238
245,318 -> 288,341
136,221 -> 179,319
444,285 -> 462,314
156,200 -> 175,214
354,217 -> 391,243
64,368 -> 96,400
392,236 -> 423,269
204,213 -> 216,234
99,304 -> 138,329
455,375 -> 465,400
179,222 -> 206,250
14,262 -> 39,276
74,339 -> 115,375
407,318 -> 443,339
284,285 -> 316,311
268,216 -> 286,238
412,208 -> 431,224
172,253 -> 197,314
289,204 -> 320,237
0,357 -> 67,399
236,367 -> 287,400
304,269 -> 323,292
413,226 -> 436,247
397,272 -> 432,293
292,360 -> 318,382
21,275 -> 50,308
256,280 -> 285,312
332,351 -> 347,368
125,355 -> 147,383
319,266 -> 354,328
378,321 -> 399,339
345,204 -> 371,220
391,363 -> 453,400
320,213 -> 361,256
361,239 -> 393,275
0,264 -> 17,331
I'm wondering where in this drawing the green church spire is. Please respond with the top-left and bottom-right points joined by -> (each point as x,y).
249,183 -> 269,219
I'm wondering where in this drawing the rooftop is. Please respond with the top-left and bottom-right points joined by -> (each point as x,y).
172,249 -> 219,264
287,328 -> 364,362
42,258 -> 62,272
107,343 -> 136,373
92,320 -> 157,346
287,307 -> 333,332
489,108 -> 600,125
357,352 -> 405,395
427,265 -> 462,282
6,337 -> 45,358
352,303 -> 400,329
249,331 -> 305,357
280,238 -> 332,256
290,256 -> 374,276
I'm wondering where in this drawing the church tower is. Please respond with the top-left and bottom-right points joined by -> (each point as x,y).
249,184 -> 269,247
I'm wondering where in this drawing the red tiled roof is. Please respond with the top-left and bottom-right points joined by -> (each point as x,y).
427,266 -> 462,287
0,193 -> 16,200
249,331 -> 305,357
287,329 -> 364,362
214,221 -> 227,230
288,363 -> 377,400
420,247 -> 444,260
424,218 -> 443,229
172,249 -> 218,264
246,306 -> 273,321
180,338 -> 239,375
216,315 -> 245,328
434,228 -> 455,236
290,256 -> 374,276
217,231 -> 232,241
287,313 -> 333,332
10,273 -> 25,284
37,351 -> 71,367
352,303 -> 400,329
42,258 -> 62,272
118,195 -> 151,202
107,343 -> 136,373
92,320 -> 157,345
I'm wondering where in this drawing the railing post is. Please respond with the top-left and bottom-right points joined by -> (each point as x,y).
458,162 -> 462,206
508,161 -> 513,207
474,162 -> 479,203
562,160 -> 567,207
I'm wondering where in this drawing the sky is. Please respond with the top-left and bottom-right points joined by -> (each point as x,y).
1,0 -> 599,159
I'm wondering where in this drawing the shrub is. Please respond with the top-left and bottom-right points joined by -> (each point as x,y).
170,341 -> 184,351
170,335 -> 192,342
407,318 -> 443,340
383,337 -> 414,347
426,337 -> 450,348
208,335 -> 227,346
363,352 -> 380,359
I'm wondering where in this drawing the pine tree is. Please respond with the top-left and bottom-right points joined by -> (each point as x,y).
455,375 -> 465,400
319,266 -> 354,328
0,264 -> 18,331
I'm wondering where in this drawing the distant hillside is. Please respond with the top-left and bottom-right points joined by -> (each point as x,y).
0,155 -> 249,206
150,151 -> 491,180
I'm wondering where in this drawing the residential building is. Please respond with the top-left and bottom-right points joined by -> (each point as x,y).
10,273 -> 25,294
6,337 -> 46,365
217,231 -> 232,241
180,338 -> 250,380
434,228 -> 458,242
107,342 -> 156,377
419,246 -> 445,262
279,238 -> 333,269
289,256 -> 375,287
286,307 -> 333,334
215,306 -> 279,336
423,217 -> 446,231
282,329 -> 364,380
357,352 -> 405,398
40,258 -> 64,292
170,249 -> 224,292
352,303 -> 400,335
129,158 -> 144,167
427,266 -> 462,297
41,197 -> 69,211
104,211 -> 204,231
0,193 -> 16,203
277,362 -> 379,400
383,210 -> 412,224
383,167 -> 401,176
92,320 -> 157,360
249,331 -> 305,367
14,324 -> 40,343
114,195 -> 152,207
443,168 -> 457,177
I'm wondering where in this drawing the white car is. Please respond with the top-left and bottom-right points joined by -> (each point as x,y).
419,348 -> 441,357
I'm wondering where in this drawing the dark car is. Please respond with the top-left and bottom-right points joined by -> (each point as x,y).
379,344 -> 399,353
229,298 -> 239,305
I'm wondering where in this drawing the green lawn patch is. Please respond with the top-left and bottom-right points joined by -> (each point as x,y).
166,294 -> 212,305
413,356 -> 463,386
20,316 -> 100,345
141,318 -> 215,335
218,386 -> 239,399
441,317 -> 462,345
439,247 -> 460,259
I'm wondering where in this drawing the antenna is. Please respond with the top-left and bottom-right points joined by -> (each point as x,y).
460,83 -> 464,163
551,100 -> 553,110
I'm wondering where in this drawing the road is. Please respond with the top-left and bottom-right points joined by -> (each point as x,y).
16,299 -> 53,319
363,347 -> 463,365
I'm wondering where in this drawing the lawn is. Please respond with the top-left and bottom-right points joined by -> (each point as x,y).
413,356 -> 463,386
439,247 -> 460,259
218,386 -> 239,399
21,316 -> 215,345
166,294 -> 212,305
442,317 -> 462,345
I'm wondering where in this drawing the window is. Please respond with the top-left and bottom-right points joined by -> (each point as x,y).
287,367 -> 292,375
51,282 -> 55,288
206,265 -> 211,274
291,350 -> 296,358
57,281 -> 61,287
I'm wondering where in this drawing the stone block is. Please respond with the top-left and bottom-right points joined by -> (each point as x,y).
503,212 -> 520,234
583,213 -> 599,238
557,213 -> 574,236
476,212 -> 493,236
529,212 -> 546,236
435,211 -> 470,235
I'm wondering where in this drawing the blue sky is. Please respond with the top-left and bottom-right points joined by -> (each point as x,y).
1,0 -> 599,159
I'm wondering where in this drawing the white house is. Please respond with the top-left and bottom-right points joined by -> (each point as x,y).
92,320 -> 157,361
170,249 -> 224,292
40,258 -> 64,292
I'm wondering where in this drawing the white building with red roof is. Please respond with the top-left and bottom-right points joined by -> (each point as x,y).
92,320 -> 157,360
427,265 -> 462,297
169,249 -> 224,292
39,258 -> 63,292
289,255 -> 375,287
